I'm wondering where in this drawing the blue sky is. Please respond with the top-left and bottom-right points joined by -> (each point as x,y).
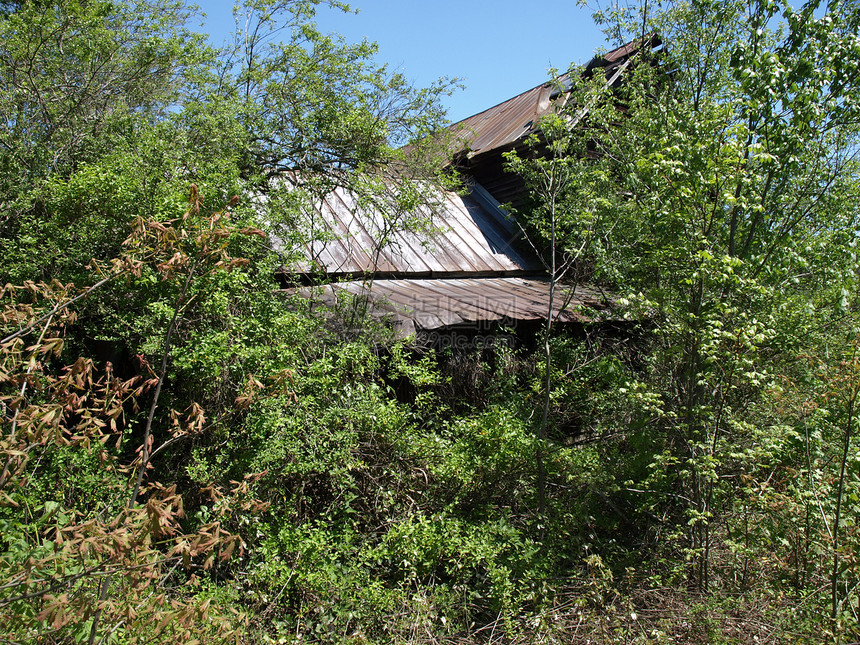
192,1 -> 609,124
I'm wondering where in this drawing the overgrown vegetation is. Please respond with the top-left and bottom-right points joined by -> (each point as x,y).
1,0 -> 859,643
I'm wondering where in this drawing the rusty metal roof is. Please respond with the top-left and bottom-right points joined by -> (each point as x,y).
276,40 -> 651,334
290,183 -> 541,278
449,83 -> 554,160
302,277 -> 609,336
447,38 -> 653,162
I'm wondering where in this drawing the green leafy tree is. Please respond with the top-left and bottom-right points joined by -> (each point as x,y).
505,100 -> 620,518
0,0 -> 463,642
578,0 -> 860,608
0,190 -> 266,644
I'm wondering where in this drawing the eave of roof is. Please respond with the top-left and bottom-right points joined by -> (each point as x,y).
298,277 -> 612,337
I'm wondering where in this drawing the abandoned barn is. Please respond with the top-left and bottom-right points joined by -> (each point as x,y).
279,39 -> 650,342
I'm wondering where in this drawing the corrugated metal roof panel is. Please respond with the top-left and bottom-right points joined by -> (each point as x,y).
446,37 -> 655,162
449,84 -> 552,158
299,277 -> 610,336
293,184 -> 541,277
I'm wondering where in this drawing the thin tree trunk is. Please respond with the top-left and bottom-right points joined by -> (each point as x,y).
537,176 -> 557,519
832,347 -> 857,621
